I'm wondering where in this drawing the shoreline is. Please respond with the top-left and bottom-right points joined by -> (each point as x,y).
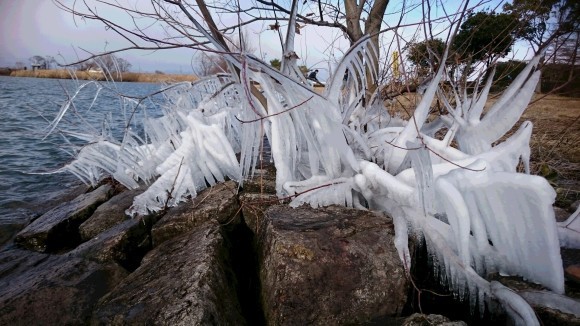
4,69 -> 197,83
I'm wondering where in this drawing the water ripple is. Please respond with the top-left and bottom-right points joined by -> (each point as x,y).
0,76 -> 164,222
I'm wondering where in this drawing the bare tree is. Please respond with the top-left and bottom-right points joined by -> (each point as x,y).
53,0 -> 390,79
29,55 -> 47,69
194,51 -> 228,76
95,54 -> 132,73
45,56 -> 57,70
195,29 -> 255,76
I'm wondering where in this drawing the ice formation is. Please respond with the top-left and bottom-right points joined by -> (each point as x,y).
46,25 -> 576,326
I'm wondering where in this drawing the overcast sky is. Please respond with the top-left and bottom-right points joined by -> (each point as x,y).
0,0 -> 349,74
0,0 -> 215,73
0,0 -> 521,76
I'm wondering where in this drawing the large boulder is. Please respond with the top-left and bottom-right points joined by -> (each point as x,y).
79,187 -> 144,241
14,184 -> 113,252
151,180 -> 240,246
258,205 -> 409,325
0,248 -> 128,325
92,220 -> 246,325
72,216 -> 155,272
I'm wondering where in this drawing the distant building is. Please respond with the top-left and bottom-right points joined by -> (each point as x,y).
31,63 -> 44,71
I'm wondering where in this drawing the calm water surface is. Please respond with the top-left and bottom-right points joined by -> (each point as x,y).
0,76 -> 165,222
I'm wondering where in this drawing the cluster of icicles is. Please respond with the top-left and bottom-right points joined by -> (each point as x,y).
48,39 -> 580,324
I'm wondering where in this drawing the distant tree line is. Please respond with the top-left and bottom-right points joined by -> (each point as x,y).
24,53 -> 132,73
72,54 -> 132,73
28,55 -> 56,70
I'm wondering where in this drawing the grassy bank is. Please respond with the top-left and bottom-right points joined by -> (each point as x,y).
9,69 -> 197,83
520,95 -> 580,206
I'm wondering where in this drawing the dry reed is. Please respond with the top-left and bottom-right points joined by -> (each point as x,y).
9,69 -> 196,83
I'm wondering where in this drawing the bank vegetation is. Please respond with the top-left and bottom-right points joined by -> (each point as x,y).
9,69 -> 196,83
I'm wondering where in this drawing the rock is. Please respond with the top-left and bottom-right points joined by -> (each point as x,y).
556,206 -> 572,222
0,218 -> 31,248
239,193 -> 280,234
571,200 -> 580,214
0,248 -> 49,282
493,275 -> 580,325
258,205 -> 409,325
0,248 -> 128,325
151,181 -> 240,246
565,265 -> 580,285
239,162 -> 280,234
533,306 -> 580,326
242,163 -> 277,194
402,313 -> 467,326
518,290 -> 580,326
72,216 -> 155,272
0,184 -> 89,249
14,184 -> 113,252
31,183 -> 89,216
92,220 -> 246,325
79,188 -> 144,241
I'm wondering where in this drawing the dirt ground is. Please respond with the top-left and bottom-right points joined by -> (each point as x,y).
520,94 -> 580,164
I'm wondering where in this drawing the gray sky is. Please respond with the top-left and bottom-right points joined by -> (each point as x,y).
0,0 -> 341,74
0,0 -> 215,73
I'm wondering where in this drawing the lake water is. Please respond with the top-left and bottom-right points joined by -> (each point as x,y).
0,76 -> 165,223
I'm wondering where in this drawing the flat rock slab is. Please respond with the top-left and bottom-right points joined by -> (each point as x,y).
15,184 -> 113,252
0,248 -> 127,325
73,216 -> 154,272
93,220 -> 245,325
79,187 -> 144,241
258,205 -> 409,325
151,181 -> 240,246
493,275 -> 580,325
518,290 -> 580,326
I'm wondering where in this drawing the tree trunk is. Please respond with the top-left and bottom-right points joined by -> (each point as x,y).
344,0 -> 390,99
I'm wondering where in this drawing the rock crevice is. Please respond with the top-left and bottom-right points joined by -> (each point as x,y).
3,170 -> 572,325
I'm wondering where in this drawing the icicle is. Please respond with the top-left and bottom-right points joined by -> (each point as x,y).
393,214 -> 411,272
491,282 -> 539,326
408,141 -> 434,216
558,206 -> 580,248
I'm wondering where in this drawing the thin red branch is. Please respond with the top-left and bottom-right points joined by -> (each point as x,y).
236,96 -> 314,123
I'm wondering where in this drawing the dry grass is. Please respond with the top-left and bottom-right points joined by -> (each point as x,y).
518,95 -> 580,163
9,69 -> 196,83
516,95 -> 580,207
